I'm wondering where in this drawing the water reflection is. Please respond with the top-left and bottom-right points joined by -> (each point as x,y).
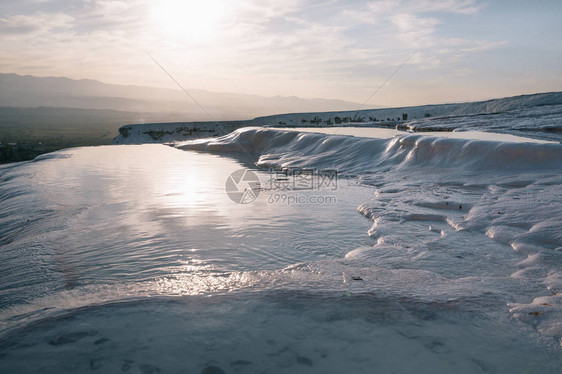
14,144 -> 373,292
273,126 -> 555,143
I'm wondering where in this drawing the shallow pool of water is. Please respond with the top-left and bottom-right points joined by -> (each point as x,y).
0,143 -> 560,373
272,126 -> 556,143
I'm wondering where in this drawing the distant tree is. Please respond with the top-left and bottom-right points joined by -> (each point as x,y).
424,113 -> 431,118
334,116 -> 342,124
310,116 -> 322,125
301,119 -> 308,123
402,113 -> 408,121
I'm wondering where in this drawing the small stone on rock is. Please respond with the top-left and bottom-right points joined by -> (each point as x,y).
139,364 -> 161,374
296,355 -> 314,367
201,365 -> 226,374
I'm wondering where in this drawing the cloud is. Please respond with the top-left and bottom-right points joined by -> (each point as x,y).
228,0 -> 305,23
0,0 -> 535,105
367,0 -> 481,15
328,0 -> 501,76
0,15 -> 41,34
390,12 -> 440,46
0,12 -> 73,36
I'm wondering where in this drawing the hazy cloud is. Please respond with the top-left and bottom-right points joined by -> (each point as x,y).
0,12 -> 73,35
0,0 -> 559,106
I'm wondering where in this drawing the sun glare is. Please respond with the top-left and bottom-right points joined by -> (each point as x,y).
149,0 -> 223,41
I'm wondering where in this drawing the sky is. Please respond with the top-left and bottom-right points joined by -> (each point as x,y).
0,0 -> 561,107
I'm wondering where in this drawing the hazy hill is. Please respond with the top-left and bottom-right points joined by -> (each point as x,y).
113,91 -> 562,144
0,73 -> 361,120
0,72 -> 363,163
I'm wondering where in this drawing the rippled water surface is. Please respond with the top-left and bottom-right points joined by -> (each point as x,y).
0,145 -> 372,306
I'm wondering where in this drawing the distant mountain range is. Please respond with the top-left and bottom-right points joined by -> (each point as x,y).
0,73 -> 363,121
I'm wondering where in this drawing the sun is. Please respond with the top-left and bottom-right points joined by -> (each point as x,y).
149,0 -> 223,41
